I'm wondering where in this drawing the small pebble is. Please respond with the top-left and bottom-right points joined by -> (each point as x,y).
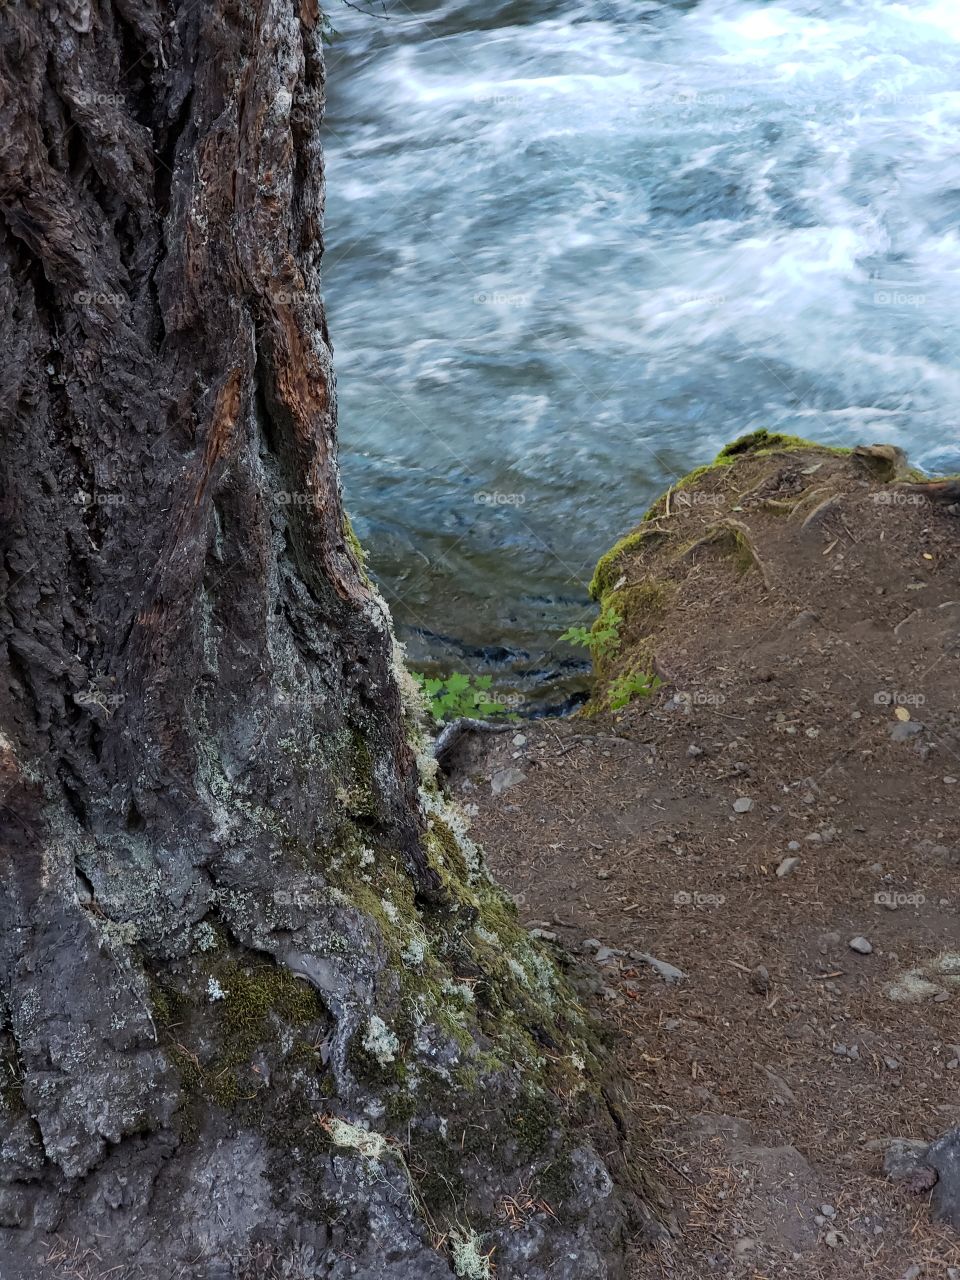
777,856 -> 801,878
849,936 -> 873,955
733,797 -> 754,813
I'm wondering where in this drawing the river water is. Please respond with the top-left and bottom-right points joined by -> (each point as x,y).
322,0 -> 960,702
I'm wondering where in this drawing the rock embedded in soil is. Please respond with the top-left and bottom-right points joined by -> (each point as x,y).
733,797 -> 754,813
490,766 -> 527,794
927,1128 -> 960,1230
632,952 -> 686,985
882,1140 -> 937,1187
889,719 -> 924,742
849,936 -> 874,954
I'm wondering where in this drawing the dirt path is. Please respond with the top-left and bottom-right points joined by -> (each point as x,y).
450,438 -> 960,1279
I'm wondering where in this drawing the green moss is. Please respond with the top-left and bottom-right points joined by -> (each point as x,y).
0,1050 -> 25,1117
509,1086 -> 557,1156
408,1133 -> 469,1221
536,1146 -> 576,1210
337,730 -> 378,819
342,512 -> 372,588
384,1086 -> 418,1127
602,580 -> 672,622
152,956 -> 327,1112
715,428 -> 850,460
428,817 -> 471,882
641,431 -> 852,524
589,529 -> 670,600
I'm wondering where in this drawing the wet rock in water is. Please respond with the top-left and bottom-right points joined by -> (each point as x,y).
849,936 -> 873,955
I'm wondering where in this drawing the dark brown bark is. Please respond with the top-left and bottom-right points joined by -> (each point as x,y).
0,4 -> 652,1276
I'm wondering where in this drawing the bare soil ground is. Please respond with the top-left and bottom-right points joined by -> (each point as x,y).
450,440 -> 960,1280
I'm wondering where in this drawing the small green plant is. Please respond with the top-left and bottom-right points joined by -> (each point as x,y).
559,606 -> 622,660
414,672 -> 509,723
608,670 -> 661,711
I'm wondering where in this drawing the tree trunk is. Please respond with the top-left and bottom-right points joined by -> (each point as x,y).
0,3 -> 655,1276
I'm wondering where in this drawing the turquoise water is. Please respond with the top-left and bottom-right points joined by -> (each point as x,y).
323,0 -> 960,698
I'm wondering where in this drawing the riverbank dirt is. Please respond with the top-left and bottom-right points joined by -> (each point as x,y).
449,436 -> 960,1279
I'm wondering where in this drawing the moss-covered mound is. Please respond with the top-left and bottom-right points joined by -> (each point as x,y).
583,433 -> 930,713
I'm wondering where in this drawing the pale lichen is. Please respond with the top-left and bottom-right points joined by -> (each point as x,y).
325,1116 -> 388,1161
449,1229 -> 493,1280
362,1015 -> 400,1066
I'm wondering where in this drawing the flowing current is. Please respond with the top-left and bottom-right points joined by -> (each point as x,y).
322,0 -> 960,702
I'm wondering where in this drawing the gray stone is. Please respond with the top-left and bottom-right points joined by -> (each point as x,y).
529,928 -> 557,943
889,719 -> 924,742
883,1139 -> 935,1186
635,952 -> 686,985
849,936 -> 874,955
733,797 -> 754,813
491,766 -> 527,795
927,1128 -> 960,1229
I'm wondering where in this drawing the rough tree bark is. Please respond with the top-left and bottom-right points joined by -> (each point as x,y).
0,3 -> 657,1276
